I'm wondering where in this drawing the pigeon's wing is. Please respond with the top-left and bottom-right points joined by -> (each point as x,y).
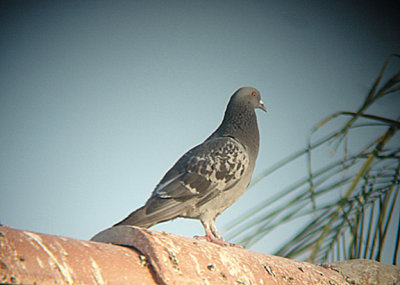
143,136 -> 250,217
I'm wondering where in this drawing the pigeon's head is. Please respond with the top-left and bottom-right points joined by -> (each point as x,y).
231,87 -> 267,112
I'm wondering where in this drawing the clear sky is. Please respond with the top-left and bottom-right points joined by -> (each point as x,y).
1,1 -> 399,263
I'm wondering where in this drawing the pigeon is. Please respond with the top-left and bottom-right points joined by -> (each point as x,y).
114,87 -> 266,246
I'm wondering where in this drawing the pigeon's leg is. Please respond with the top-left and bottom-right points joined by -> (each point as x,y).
194,214 -> 243,247
209,220 -> 243,248
209,219 -> 224,240
194,219 -> 242,247
194,220 -> 231,246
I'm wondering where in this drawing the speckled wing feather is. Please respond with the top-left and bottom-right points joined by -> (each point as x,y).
143,136 -> 249,219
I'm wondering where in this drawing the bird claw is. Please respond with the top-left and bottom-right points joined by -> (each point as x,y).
194,235 -> 243,248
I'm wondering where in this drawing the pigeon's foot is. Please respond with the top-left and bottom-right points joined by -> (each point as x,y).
197,220 -> 244,247
194,234 -> 230,246
228,242 -> 244,248
194,234 -> 243,248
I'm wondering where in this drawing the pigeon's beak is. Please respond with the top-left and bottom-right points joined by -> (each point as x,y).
257,100 -> 267,112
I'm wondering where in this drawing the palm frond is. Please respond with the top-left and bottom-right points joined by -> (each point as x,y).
224,55 -> 400,264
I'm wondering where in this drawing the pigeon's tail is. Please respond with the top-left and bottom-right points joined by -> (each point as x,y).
114,205 -> 181,228
114,196 -> 189,228
113,206 -> 156,228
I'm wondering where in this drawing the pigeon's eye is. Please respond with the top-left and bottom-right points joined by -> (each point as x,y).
251,92 -> 257,97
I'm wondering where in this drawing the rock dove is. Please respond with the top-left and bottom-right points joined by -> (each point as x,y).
114,87 -> 266,246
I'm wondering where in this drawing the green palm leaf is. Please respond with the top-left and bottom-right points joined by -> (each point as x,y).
224,55 -> 400,265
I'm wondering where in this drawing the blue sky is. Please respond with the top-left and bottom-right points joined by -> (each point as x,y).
1,1 -> 399,263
